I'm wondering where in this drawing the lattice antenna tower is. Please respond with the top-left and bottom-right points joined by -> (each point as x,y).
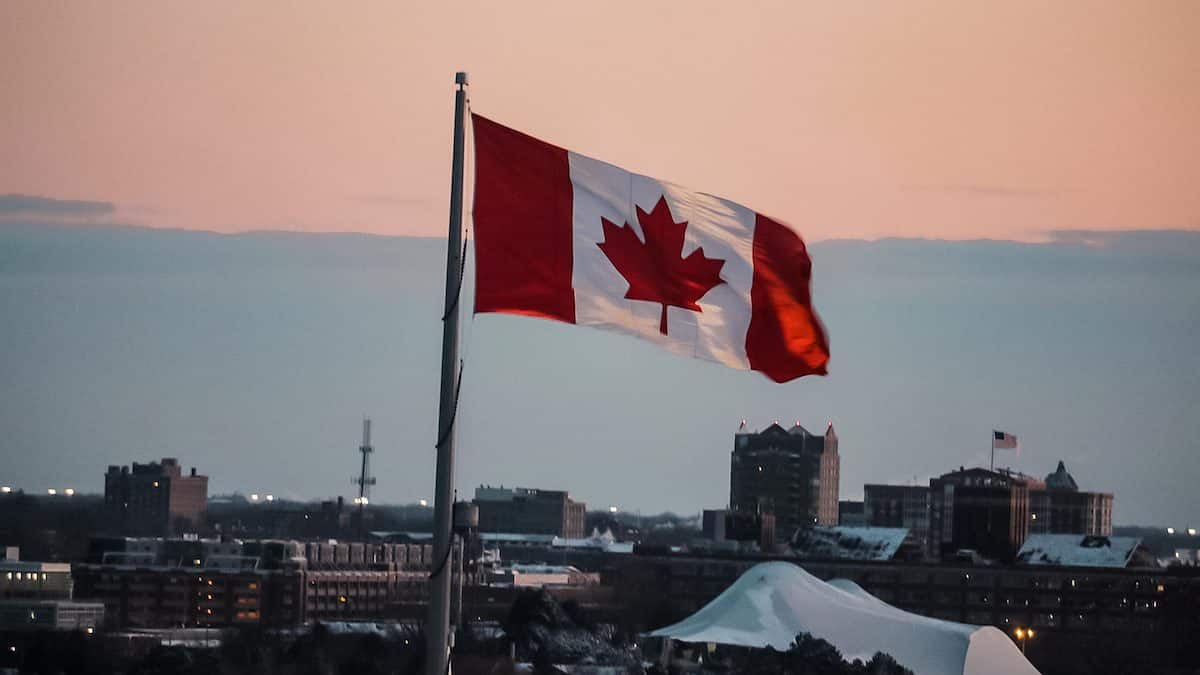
353,418 -> 377,505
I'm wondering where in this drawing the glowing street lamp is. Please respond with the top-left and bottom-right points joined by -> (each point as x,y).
1,487 -> 11,494
46,489 -> 57,496
265,494 -> 275,502
418,499 -> 428,507
608,506 -> 619,514
1189,528 -> 1198,537
1013,627 -> 1035,655
250,494 -> 260,502
1167,527 -> 1176,535
63,488 -> 75,497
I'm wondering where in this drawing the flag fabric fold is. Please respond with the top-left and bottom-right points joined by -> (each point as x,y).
470,114 -> 829,383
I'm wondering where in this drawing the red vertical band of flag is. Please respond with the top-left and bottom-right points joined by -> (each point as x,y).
471,114 -> 575,322
747,214 -> 830,382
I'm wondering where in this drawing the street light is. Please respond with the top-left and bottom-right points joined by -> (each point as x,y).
418,499 -> 428,507
608,506 -> 618,514
1189,528 -> 1197,537
1167,527 -> 1176,535
249,494 -> 260,502
1013,627 -> 1035,655
63,488 -> 75,497
0,487 -> 11,494
265,494 -> 275,502
46,489 -> 56,496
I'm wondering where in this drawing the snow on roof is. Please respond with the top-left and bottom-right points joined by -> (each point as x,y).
510,564 -> 583,575
1016,534 -> 1142,568
480,533 -> 557,544
790,526 -> 910,561
551,528 -> 635,554
649,561 -> 1039,675
318,621 -> 413,638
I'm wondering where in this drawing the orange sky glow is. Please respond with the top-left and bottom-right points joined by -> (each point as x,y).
2,1 -> 1198,241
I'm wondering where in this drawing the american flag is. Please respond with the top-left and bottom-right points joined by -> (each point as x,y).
993,430 -> 1018,449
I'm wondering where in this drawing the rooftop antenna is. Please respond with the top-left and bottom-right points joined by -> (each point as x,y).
352,418 -> 377,540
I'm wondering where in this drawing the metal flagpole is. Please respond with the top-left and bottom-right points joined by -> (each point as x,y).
427,71 -> 468,675
990,432 -> 995,472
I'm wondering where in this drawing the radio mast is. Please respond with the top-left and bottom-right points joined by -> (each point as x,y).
352,418 -> 376,540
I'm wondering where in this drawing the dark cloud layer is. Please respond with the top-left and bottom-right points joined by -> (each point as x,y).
0,193 -> 115,218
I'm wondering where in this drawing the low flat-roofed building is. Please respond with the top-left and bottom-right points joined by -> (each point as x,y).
1,560 -> 73,600
488,564 -> 599,588
0,599 -> 105,631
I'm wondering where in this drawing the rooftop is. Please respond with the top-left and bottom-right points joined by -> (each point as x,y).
1016,534 -> 1143,568
790,526 -> 910,561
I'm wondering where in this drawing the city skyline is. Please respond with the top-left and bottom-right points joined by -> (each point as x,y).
1,220 -> 1196,527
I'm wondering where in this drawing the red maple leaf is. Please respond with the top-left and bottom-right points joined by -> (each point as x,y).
597,196 -> 726,335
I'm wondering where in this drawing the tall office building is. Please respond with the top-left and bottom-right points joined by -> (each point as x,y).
104,458 -> 208,535
729,420 -> 839,538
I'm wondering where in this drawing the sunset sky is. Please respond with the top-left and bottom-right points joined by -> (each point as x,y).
2,3 -> 1199,524
3,1 -> 1198,241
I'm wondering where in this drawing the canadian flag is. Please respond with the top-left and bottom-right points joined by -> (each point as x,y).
470,115 -> 829,383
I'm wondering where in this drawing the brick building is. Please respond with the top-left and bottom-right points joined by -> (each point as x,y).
473,486 -> 586,538
730,420 -> 839,536
104,458 -> 208,535
1030,461 -> 1113,536
72,537 -> 436,628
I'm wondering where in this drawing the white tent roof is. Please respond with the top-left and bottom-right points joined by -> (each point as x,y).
649,561 -> 1039,675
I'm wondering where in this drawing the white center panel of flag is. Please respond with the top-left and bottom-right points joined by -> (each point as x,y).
567,151 -> 755,369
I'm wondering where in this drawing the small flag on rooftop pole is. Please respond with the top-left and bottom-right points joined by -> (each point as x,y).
993,430 -> 1018,449
991,430 -> 1018,471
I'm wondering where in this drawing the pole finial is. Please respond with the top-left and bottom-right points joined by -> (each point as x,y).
455,72 -> 469,86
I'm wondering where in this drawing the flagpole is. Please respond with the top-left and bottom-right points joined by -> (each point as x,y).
427,71 -> 468,675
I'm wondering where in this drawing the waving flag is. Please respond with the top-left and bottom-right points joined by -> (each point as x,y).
470,114 -> 829,383
993,430 -> 1018,449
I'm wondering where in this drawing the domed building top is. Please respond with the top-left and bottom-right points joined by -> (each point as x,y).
1044,460 -> 1079,491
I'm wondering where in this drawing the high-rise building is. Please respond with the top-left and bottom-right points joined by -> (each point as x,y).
729,420 -> 840,538
472,486 -> 586,538
864,484 -> 931,554
929,467 -> 1031,562
1029,460 -> 1113,536
104,458 -> 208,535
